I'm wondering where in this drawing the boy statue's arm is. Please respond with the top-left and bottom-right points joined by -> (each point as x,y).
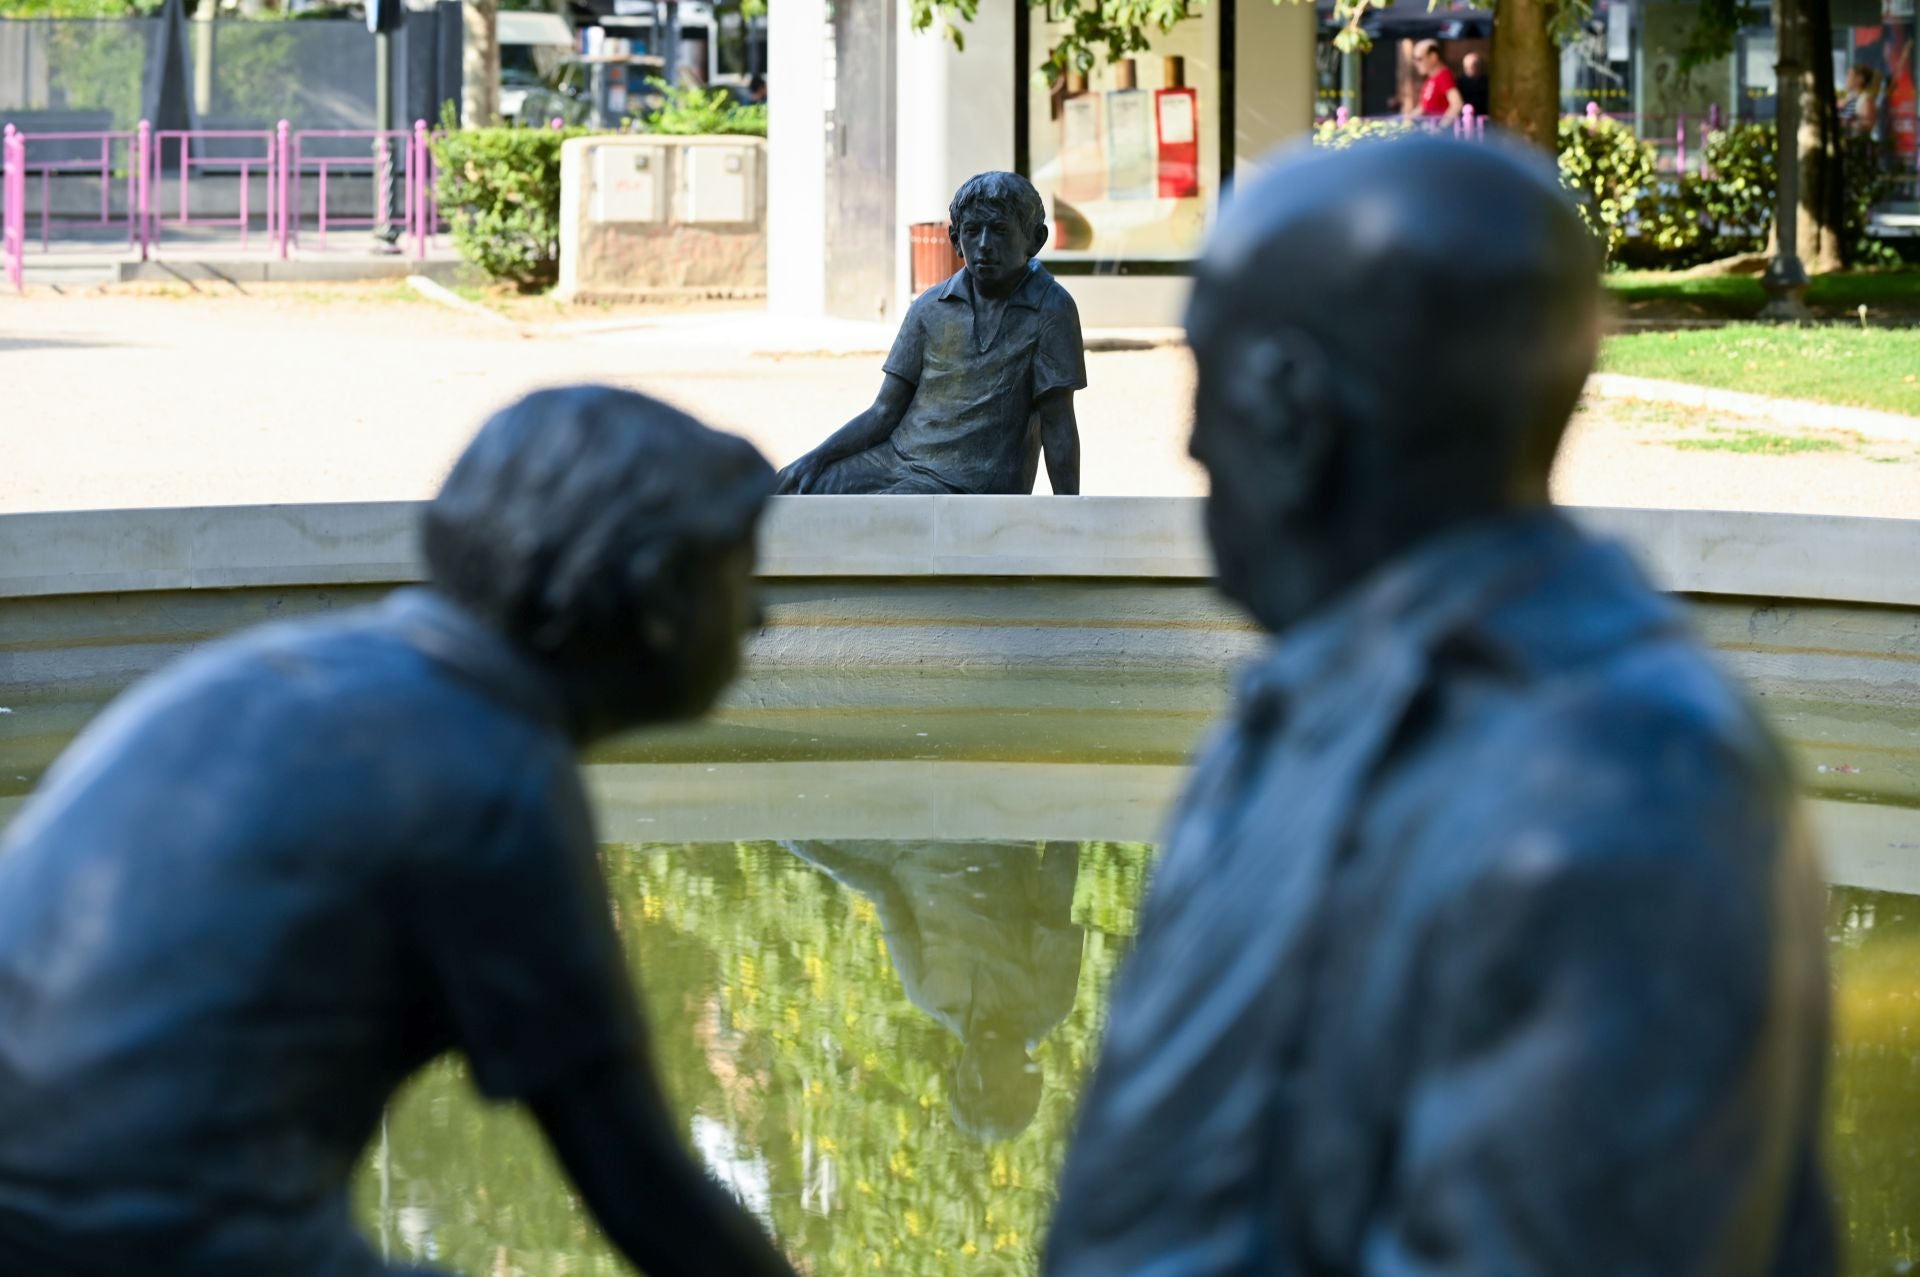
1038,389 -> 1080,496
775,373 -> 916,494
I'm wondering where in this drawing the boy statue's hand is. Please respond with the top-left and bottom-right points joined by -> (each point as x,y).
774,452 -> 828,495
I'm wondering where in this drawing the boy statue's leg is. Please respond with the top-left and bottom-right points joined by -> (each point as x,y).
806,444 -> 942,494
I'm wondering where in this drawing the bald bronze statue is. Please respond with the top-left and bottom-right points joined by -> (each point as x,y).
0,389 -> 798,1277
1044,138 -> 1834,1274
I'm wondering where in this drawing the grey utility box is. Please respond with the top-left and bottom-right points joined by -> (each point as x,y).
682,145 -> 757,224
589,145 -> 668,223
559,135 -> 768,302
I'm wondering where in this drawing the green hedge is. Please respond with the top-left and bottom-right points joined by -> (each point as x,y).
1315,113 -> 1900,270
431,126 -> 588,292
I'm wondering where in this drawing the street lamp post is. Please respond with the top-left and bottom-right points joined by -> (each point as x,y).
369,0 -> 405,250
1760,8 -> 1811,321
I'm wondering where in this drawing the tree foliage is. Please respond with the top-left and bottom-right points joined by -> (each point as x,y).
355,839 -> 1157,1275
909,0 -> 1258,82
641,78 -> 768,136
0,0 -> 161,15
907,0 -> 1597,80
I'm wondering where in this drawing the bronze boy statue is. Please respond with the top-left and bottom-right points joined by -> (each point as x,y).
0,389 -> 799,1277
776,171 -> 1085,495
1044,138 -> 1833,1276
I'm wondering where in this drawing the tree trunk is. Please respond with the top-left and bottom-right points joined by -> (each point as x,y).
1490,0 -> 1561,151
1780,0 -> 1848,270
462,0 -> 500,128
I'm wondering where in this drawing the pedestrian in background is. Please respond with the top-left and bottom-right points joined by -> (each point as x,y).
1458,50 -> 1491,118
1412,40 -> 1464,125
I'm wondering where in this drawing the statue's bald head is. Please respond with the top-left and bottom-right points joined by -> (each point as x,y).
1186,136 -> 1602,632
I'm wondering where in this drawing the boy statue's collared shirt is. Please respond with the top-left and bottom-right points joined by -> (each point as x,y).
880,260 -> 1086,494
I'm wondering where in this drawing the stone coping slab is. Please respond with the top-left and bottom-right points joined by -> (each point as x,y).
2,497 -> 1917,608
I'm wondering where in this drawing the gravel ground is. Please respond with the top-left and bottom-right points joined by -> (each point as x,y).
4,285 -> 1917,516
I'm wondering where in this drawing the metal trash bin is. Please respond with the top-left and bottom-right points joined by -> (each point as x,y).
909,222 -> 964,294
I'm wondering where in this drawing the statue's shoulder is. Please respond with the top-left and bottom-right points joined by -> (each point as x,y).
1028,264 -> 1082,319
1405,640 -> 1790,905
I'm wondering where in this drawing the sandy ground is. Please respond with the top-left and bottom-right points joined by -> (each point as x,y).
4,285 -> 1917,516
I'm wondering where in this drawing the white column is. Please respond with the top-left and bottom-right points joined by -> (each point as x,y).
1234,0 -> 1317,172
892,0 -> 1017,306
768,1 -> 828,316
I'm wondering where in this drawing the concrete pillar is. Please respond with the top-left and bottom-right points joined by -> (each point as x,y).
892,0 -> 1015,306
767,0 -> 828,315
1234,0 -> 1316,171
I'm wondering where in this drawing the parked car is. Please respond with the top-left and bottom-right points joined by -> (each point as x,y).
500,11 -> 577,123
516,55 -> 670,128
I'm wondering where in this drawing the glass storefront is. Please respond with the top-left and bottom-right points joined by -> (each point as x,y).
1847,0 -> 1918,170
1023,4 -> 1222,262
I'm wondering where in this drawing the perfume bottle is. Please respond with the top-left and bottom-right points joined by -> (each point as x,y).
1155,55 -> 1200,200
1059,70 -> 1106,204
1105,58 -> 1155,201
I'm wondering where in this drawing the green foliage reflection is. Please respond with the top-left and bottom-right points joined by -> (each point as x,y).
1829,886 -> 1920,1276
355,850 -> 1920,1277
356,839 -> 1155,1275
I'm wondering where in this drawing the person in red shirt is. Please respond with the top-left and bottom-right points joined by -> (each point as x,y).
1413,39 -> 1464,124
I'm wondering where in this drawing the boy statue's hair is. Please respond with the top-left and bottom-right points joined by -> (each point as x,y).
949,171 -> 1047,241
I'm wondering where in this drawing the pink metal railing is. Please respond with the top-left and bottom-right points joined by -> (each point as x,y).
151,127 -> 278,249
4,127 -> 25,292
290,127 -> 412,248
0,118 -> 442,276
13,130 -> 142,251
284,123 -> 440,256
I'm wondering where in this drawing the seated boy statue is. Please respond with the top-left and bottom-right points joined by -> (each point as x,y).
776,171 -> 1086,495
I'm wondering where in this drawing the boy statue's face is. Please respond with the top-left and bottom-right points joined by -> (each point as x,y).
949,202 -> 1049,298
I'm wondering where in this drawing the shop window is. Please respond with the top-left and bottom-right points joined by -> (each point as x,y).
1024,5 -> 1222,262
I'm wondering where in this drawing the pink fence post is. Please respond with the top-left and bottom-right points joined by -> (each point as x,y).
1586,101 -> 1602,125
1675,117 -> 1686,175
276,120 -> 291,259
4,126 -> 23,293
1459,104 -> 1475,139
412,119 -> 429,261
136,120 -> 151,261
1335,105 -> 1351,127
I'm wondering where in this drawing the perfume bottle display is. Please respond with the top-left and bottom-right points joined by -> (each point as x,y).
1104,58 -> 1155,201
1059,71 -> 1107,204
1155,55 -> 1200,200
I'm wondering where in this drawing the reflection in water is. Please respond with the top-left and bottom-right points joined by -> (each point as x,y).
1830,886 -> 1920,1276
5,704 -> 1919,1277
350,844 -> 1920,1277
356,839 -> 1154,1276
783,840 -> 1085,1141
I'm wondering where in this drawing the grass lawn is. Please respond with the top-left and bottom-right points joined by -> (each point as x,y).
1605,268 -> 1920,317
1597,325 -> 1920,417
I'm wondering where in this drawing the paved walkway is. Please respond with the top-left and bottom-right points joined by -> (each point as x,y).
12,231 -> 464,288
3,285 -> 1917,517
